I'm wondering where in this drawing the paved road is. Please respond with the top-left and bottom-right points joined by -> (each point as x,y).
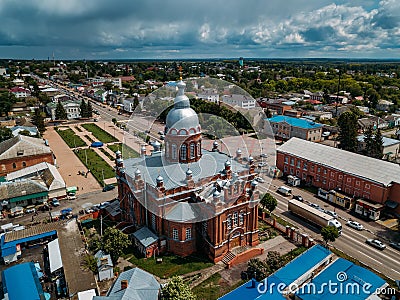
257,178 -> 400,280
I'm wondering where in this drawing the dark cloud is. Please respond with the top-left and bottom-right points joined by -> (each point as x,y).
0,0 -> 397,59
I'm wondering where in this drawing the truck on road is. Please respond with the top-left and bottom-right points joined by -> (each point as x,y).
288,199 -> 342,234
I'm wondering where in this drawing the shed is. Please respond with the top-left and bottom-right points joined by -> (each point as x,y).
94,250 -> 113,281
131,226 -> 159,258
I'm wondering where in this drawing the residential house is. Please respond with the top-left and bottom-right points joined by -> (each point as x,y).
277,137 -> 400,215
358,116 -> 388,132
357,135 -> 400,160
302,111 -> 332,120
93,268 -> 160,300
197,88 -> 219,104
10,126 -> 38,137
0,135 -> 55,177
266,115 -> 323,142
283,110 -> 302,118
94,250 -> 114,281
9,87 -> 31,99
46,100 -> 81,120
131,226 -> 159,258
258,98 -> 293,114
376,99 -> 394,111
221,94 -> 256,109
12,78 -> 24,86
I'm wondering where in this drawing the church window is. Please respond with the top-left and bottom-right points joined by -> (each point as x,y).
227,216 -> 232,230
172,144 -> 177,159
185,228 -> 191,240
180,144 -> 187,160
233,212 -> 238,226
172,228 -> 179,240
239,213 -> 244,225
197,143 -> 201,157
190,142 -> 195,158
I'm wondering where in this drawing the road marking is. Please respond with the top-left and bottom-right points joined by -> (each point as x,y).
357,251 -> 382,265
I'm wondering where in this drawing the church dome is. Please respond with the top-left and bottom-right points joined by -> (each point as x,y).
165,80 -> 200,134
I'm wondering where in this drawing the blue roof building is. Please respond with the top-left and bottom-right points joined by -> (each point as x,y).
266,116 -> 323,142
296,258 -> 388,300
2,262 -> 46,300
219,245 -> 332,300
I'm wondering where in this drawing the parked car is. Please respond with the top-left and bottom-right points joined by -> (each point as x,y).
346,220 -> 364,230
366,239 -> 386,250
260,153 -> 268,158
389,242 -> 400,251
255,177 -> 265,183
24,205 -> 36,214
292,195 -> 303,202
51,198 -> 60,207
325,210 -> 338,219
309,203 -> 320,209
102,184 -> 115,192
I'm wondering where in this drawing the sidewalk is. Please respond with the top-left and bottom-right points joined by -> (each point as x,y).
43,126 -> 100,192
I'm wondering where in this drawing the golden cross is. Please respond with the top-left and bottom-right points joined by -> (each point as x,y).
178,66 -> 183,80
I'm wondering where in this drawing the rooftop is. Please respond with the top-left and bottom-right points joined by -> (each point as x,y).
267,115 -> 323,129
278,137 -> 400,186
0,135 -> 51,160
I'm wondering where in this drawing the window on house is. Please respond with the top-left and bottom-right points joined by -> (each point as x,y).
323,169 -> 327,175
339,175 -> 343,179
365,184 -> 370,189
356,181 -> 360,186
151,214 -> 156,231
296,160 -> 301,168
190,143 -> 195,159
180,144 -> 187,160
323,179 -> 327,184
233,212 -> 238,226
185,228 -> 191,240
317,167 -> 321,173
12,163 -> 16,169
316,175 -> 320,182
239,213 -> 244,225
347,178 -> 351,183
227,216 -> 232,230
171,144 -> 177,159
22,161 -> 26,167
284,166 -> 288,172
172,228 -> 179,240
290,158 -> 294,166
303,162 -> 308,171
296,170 -> 300,176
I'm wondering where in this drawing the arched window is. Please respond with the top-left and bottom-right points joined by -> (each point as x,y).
190,143 -> 195,159
165,142 -> 169,158
22,161 -> 26,167
197,142 -> 201,157
171,144 -> 177,159
172,228 -> 179,240
180,144 -> 187,161
12,163 -> 16,169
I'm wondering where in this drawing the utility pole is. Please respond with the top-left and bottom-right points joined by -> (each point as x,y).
102,169 -> 105,186
100,214 -> 103,237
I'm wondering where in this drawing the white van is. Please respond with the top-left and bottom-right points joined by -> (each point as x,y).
277,186 -> 292,196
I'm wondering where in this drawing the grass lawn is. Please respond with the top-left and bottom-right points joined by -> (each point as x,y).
82,123 -> 118,143
57,128 -> 86,148
128,251 -> 213,278
100,148 -> 114,161
108,143 -> 139,158
193,273 -> 245,300
75,148 -> 115,184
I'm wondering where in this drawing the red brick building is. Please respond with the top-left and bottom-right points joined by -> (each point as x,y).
0,135 -> 55,177
117,80 -> 260,262
277,138 -> 400,215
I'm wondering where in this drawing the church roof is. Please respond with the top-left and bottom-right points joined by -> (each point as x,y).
124,149 -> 248,190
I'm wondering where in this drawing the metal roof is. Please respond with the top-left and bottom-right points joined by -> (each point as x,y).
125,149 -> 247,190
94,267 -> 159,300
0,135 -> 51,160
267,115 -> 323,129
2,262 -> 44,300
132,227 -> 158,248
0,179 -> 48,202
48,238 -> 63,273
278,137 -> 400,186
297,258 -> 387,300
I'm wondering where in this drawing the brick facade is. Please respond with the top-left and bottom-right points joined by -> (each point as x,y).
0,153 -> 55,177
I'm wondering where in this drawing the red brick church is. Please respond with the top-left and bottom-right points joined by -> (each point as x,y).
116,79 -> 260,262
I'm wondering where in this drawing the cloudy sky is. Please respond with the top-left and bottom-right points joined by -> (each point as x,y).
0,0 -> 399,60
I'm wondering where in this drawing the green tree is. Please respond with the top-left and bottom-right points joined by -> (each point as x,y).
80,100 -> 88,118
265,251 -> 285,273
337,111 -> 358,152
0,91 -> 17,116
321,226 -> 339,246
0,127 -> 13,142
364,126 -> 374,156
55,101 -> 67,120
373,128 -> 383,159
247,258 -> 269,281
31,108 -> 46,134
260,193 -> 278,213
162,276 -> 196,300
87,101 -> 93,117
83,254 -> 98,273
18,129 -> 32,136
366,88 -> 379,109
101,227 -> 131,263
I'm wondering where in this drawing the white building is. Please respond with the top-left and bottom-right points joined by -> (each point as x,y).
46,101 -> 81,120
197,89 -> 219,104
94,250 -> 114,281
221,94 -> 256,109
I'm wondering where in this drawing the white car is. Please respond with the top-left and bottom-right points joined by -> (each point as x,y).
346,220 -> 363,230
255,177 -> 265,183
325,210 -> 338,219
366,239 -> 386,250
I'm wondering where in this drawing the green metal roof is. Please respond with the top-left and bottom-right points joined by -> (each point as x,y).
9,191 -> 48,203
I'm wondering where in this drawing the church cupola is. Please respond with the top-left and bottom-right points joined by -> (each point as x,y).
164,75 -> 202,164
